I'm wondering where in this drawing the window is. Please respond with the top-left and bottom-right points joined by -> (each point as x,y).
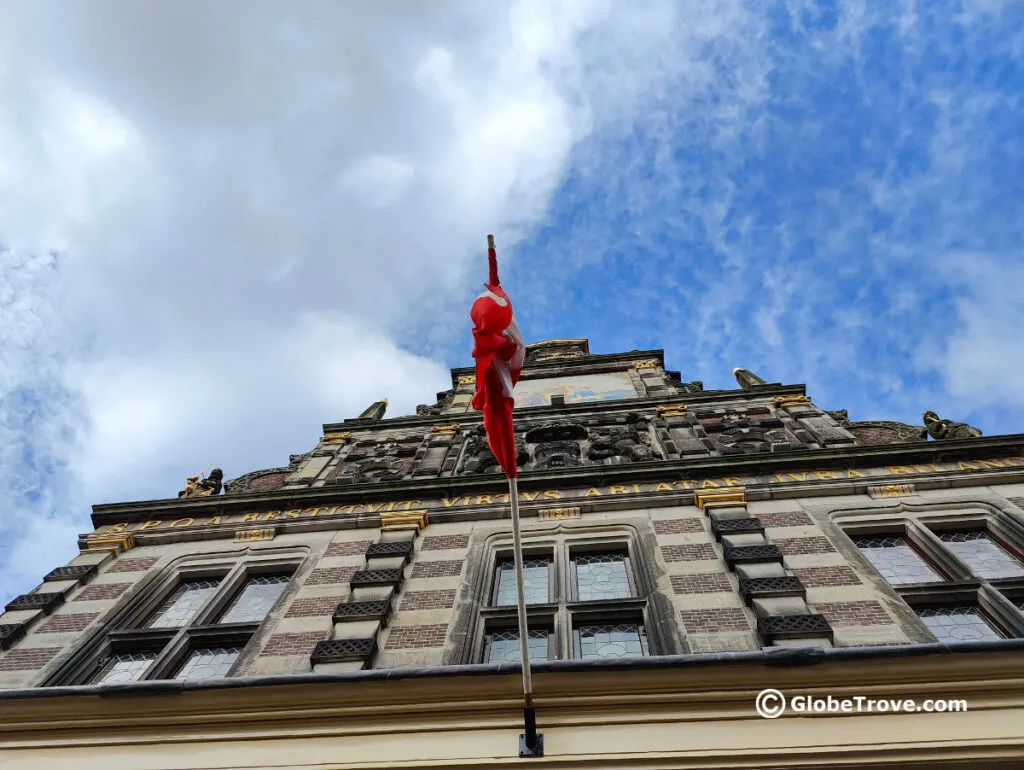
477,539 -> 650,663
845,519 -> 1024,643
52,560 -> 297,687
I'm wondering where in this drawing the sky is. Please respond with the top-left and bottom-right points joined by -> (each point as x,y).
1,0 -> 1022,605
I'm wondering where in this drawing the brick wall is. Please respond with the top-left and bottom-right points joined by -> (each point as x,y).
305,566 -> 360,586
670,573 -> 733,594
660,543 -> 717,562
679,608 -> 750,633
774,536 -> 836,556
74,582 -> 130,601
410,560 -> 463,579
421,535 -> 470,551
260,631 -> 325,656
653,518 -> 704,535
756,511 -> 813,528
107,557 -> 160,573
0,647 -> 60,671
38,613 -> 98,633
792,566 -> 862,588
385,624 -> 449,649
326,539 -> 374,557
400,590 -> 456,611
285,595 -> 346,618
813,600 -> 892,626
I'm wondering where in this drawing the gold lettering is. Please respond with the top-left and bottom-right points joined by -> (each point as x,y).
655,482 -> 674,492
586,488 -> 602,497
609,485 -> 628,495
169,518 -> 194,528
334,505 -> 359,515
1005,457 -> 1024,466
886,466 -> 910,475
544,490 -> 562,499
813,471 -> 835,480
673,480 -> 694,490
723,477 -> 743,487
242,513 -> 260,522
908,464 -> 940,473
202,515 -> 221,526
496,493 -> 510,503
385,501 -> 398,512
366,502 -> 386,513
846,469 -> 865,478
111,523 -> 128,532
285,509 -> 302,519
263,511 -> 279,521
631,484 -> 641,493
977,459 -> 1006,469
138,520 -> 163,530
701,479 -> 719,488
442,497 -> 462,508
772,474 -> 786,482
475,495 -> 493,505
958,461 -> 979,470
397,499 -> 421,510
520,491 -> 541,501
785,473 -> 808,482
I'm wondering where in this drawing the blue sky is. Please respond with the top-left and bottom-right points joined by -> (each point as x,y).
2,1 -> 1023,606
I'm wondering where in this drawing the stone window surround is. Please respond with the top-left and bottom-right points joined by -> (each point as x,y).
457,523 -> 667,664
832,502 -> 1024,642
46,547 -> 309,686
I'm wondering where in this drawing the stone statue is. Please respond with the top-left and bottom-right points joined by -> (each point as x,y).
178,468 -> 223,498
359,399 -> 388,421
923,411 -> 982,440
733,368 -> 768,390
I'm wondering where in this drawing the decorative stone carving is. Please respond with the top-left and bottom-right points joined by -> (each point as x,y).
225,452 -> 310,494
359,399 -> 388,421
633,359 -> 659,370
665,371 -> 703,394
825,409 -> 850,426
846,421 -> 927,445
178,468 -> 223,498
331,435 -> 422,484
734,368 -> 768,389
524,339 -> 589,364
459,427 -> 529,474
322,431 -> 352,445
923,410 -> 983,440
416,389 -> 455,416
587,414 -> 660,464
522,422 -> 588,470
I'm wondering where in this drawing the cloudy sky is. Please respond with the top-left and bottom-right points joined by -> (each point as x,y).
1,0 -> 1022,604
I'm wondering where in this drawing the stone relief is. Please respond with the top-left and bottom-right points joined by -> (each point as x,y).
923,410 -> 983,440
524,422 -> 588,470
331,435 -> 422,484
586,414 -> 660,464
524,339 -> 589,364
459,427 -> 530,474
178,468 -> 223,498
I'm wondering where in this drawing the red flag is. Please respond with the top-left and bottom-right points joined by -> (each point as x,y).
470,235 -> 525,478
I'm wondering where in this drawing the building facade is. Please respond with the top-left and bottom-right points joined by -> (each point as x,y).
1,339 -> 1023,768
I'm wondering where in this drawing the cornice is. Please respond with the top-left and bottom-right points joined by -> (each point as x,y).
89,433 -> 1024,527
448,347 -> 667,383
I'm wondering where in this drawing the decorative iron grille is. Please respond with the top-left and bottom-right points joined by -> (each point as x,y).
757,613 -> 833,643
310,637 -> 376,664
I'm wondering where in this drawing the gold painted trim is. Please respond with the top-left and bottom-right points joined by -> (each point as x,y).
381,509 -> 429,532
322,431 -> 352,445
234,528 -> 276,542
775,394 -> 811,408
693,487 -> 747,510
538,506 -> 581,521
82,532 -> 136,555
657,404 -> 687,417
633,359 -> 659,370
457,375 -> 476,386
867,483 -> 916,499
430,423 -> 461,435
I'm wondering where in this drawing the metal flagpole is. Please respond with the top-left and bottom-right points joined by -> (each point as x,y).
508,475 -> 542,757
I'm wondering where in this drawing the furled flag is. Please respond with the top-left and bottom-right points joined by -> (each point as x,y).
470,235 -> 526,478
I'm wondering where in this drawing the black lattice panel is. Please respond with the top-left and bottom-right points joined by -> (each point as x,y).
43,564 -> 98,584
4,593 -> 65,614
758,613 -> 834,643
711,517 -> 764,542
350,569 -> 403,588
723,543 -> 784,568
333,600 -> 391,624
0,623 -> 27,650
366,540 -> 414,558
310,637 -> 377,664
739,576 -> 806,606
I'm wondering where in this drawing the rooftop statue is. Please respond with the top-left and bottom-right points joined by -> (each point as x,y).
733,368 -> 768,390
178,467 -> 224,498
923,410 -> 983,440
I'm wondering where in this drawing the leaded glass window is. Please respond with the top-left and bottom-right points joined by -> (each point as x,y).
484,630 -> 551,663
91,652 -> 157,684
573,623 -> 648,659
174,647 -> 241,681
853,536 -> 944,585
937,531 -> 1024,579
218,574 -> 291,623
916,606 -> 1003,642
572,553 -> 634,601
146,579 -> 221,628
493,558 -> 551,606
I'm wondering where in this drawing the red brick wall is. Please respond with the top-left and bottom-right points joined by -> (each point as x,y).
774,536 -> 836,555
385,624 -> 449,649
37,613 -> 98,633
107,557 -> 160,573
325,539 -> 375,557
305,567 -> 360,586
74,582 -> 130,601
670,573 -> 733,594
653,518 -> 704,535
260,632 -> 325,656
410,561 -> 463,579
756,511 -> 813,528
679,608 -> 750,633
400,590 -> 456,611
0,647 -> 60,671
421,535 -> 470,551
813,601 -> 892,626
792,566 -> 862,588
660,543 -> 717,562
285,595 -> 346,618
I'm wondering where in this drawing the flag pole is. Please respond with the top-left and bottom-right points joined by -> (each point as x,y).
507,474 -> 541,756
